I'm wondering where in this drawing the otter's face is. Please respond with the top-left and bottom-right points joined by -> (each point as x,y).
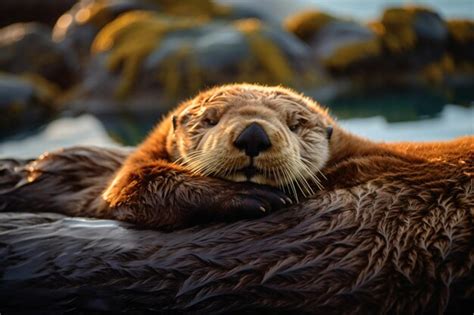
169,84 -> 333,198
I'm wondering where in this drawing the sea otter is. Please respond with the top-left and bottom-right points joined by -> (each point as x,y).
1,83 -> 473,231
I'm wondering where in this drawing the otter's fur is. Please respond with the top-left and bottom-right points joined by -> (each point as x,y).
1,84 -> 474,232
1,82 -> 473,312
0,140 -> 473,313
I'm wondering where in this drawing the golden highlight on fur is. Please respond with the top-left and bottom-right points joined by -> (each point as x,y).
1,83 -> 473,232
1,84 -> 473,314
167,84 -> 333,198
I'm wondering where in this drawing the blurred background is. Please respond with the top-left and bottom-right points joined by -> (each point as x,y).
0,0 -> 472,157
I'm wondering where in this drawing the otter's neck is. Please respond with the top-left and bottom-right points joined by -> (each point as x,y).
320,127 -> 423,190
325,127 -> 387,168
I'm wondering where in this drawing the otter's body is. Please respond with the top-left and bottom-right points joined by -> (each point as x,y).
0,139 -> 473,313
1,84 -> 473,231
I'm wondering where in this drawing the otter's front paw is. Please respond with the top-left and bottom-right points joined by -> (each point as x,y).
216,183 -> 292,221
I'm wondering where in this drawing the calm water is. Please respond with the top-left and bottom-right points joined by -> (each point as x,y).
305,0 -> 474,20
219,0 -> 474,20
1,105 -> 472,158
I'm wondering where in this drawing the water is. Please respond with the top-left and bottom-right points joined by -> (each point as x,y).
219,0 -> 474,20
303,0 -> 474,20
1,105 -> 471,159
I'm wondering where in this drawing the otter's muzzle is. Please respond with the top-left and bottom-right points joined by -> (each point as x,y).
233,122 -> 271,157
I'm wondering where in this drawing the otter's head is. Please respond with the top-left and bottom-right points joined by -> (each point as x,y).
167,84 -> 334,198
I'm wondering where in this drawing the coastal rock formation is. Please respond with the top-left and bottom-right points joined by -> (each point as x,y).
0,73 -> 59,139
0,22 -> 77,88
68,12 -> 317,114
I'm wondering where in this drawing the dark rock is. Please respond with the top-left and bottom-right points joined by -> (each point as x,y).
413,10 -> 448,42
283,10 -> 336,42
309,21 -> 381,73
0,0 -> 77,28
0,74 -> 58,139
446,19 -> 474,62
376,6 -> 448,69
52,0 -> 156,64
67,13 -> 320,116
51,0 -> 271,66
0,22 -> 77,89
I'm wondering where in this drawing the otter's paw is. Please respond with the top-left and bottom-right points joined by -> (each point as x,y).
216,184 -> 292,220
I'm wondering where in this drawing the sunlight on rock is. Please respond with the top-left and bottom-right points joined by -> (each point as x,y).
447,19 -> 473,44
378,6 -> 444,53
235,19 -> 294,85
284,10 -> 335,42
92,11 -> 206,98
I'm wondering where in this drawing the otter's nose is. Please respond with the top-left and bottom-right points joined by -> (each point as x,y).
233,122 -> 271,157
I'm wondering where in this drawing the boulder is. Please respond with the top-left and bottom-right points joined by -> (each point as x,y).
374,6 -> 448,68
51,0 -> 273,66
0,22 -> 77,89
283,10 -> 336,42
0,0 -> 77,28
309,21 -> 382,74
446,19 -> 474,62
52,0 -> 157,64
0,73 -> 59,139
68,12 -> 318,114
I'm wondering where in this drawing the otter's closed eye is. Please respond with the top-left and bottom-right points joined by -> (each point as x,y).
203,117 -> 219,127
289,122 -> 300,132
201,107 -> 220,127
288,117 -> 307,132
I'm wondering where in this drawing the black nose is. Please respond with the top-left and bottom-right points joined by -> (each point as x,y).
233,122 -> 271,157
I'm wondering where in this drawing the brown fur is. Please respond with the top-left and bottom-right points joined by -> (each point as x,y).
1,84 -> 473,313
0,141 -> 473,313
1,84 -> 473,232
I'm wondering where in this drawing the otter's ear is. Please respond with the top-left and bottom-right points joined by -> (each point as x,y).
172,115 -> 177,132
326,126 -> 333,140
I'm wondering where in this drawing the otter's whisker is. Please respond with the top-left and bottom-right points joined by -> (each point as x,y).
187,156 -> 216,175
303,163 -> 324,190
271,167 -> 287,196
215,156 -> 232,178
299,157 -> 324,191
294,160 -> 316,196
299,156 -> 326,182
292,168 -> 310,198
176,150 -> 207,166
280,166 -> 299,202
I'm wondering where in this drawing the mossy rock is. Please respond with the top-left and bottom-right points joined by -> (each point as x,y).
52,0 -> 275,69
0,0 -> 76,28
284,10 -> 336,42
375,6 -> 447,63
309,21 -> 382,74
0,73 -> 59,139
67,13 -> 319,115
446,19 -> 474,62
0,22 -> 77,89
52,0 -> 156,63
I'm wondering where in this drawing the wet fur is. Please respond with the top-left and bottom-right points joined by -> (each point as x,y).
0,84 -> 473,312
0,137 -> 473,313
100,84 -> 336,229
1,84 -> 473,233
